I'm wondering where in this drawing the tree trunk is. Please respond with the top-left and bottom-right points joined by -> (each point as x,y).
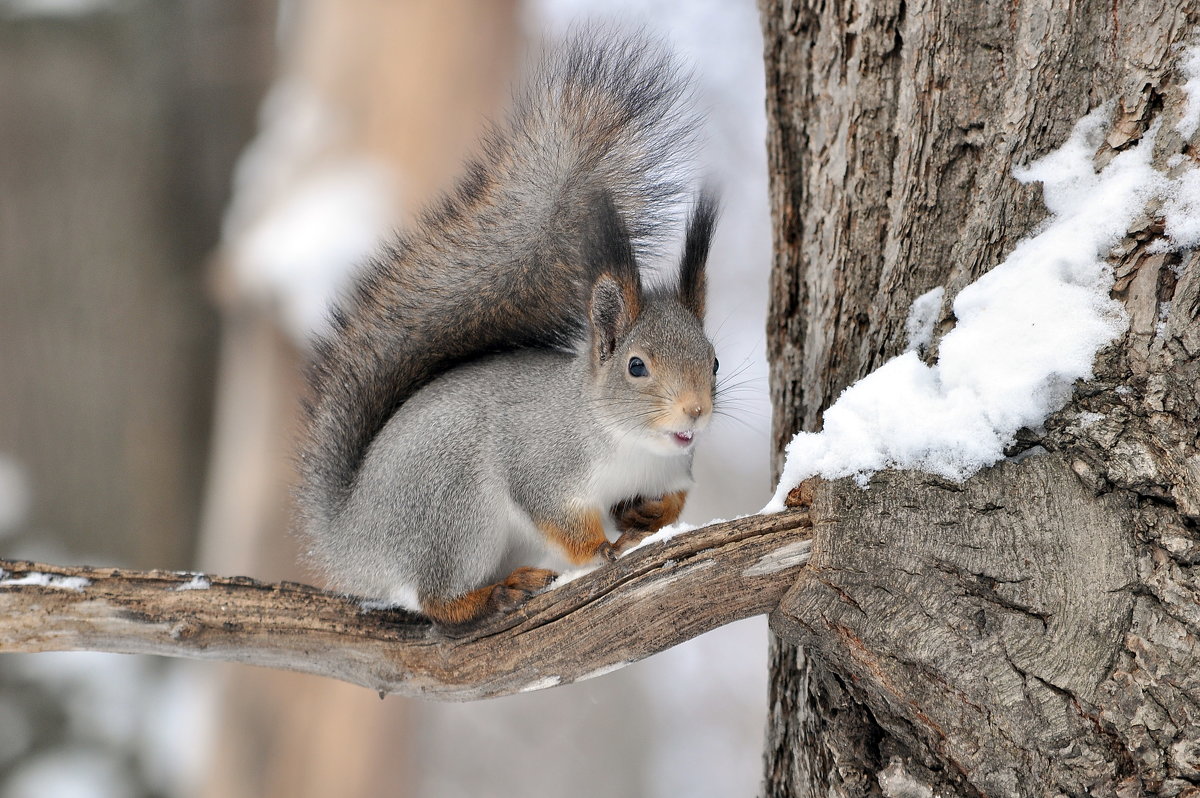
0,1 -> 273,571
759,1 -> 1200,795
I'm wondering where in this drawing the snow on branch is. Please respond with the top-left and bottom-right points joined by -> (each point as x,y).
0,511 -> 812,700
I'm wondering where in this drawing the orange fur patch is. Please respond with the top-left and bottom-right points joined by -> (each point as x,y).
421,584 -> 497,626
537,509 -> 610,565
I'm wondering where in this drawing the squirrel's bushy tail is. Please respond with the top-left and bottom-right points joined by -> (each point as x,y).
299,32 -> 700,533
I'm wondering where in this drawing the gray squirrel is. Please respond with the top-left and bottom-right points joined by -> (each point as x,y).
299,33 -> 720,629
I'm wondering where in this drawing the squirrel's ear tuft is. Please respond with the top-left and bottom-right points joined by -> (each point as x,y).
583,189 -> 641,365
583,189 -> 641,314
589,275 -> 635,364
678,190 -> 719,321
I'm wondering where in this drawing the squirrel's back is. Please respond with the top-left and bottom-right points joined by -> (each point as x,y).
299,32 -> 701,539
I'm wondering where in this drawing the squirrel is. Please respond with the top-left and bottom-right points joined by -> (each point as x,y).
298,33 -> 720,629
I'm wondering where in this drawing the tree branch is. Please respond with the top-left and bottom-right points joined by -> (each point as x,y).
0,511 -> 812,700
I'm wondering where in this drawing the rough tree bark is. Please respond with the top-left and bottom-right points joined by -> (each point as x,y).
759,1 -> 1200,796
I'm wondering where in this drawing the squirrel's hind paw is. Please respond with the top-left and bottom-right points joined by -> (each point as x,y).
501,566 -> 559,593
422,567 -> 558,633
488,566 -> 560,614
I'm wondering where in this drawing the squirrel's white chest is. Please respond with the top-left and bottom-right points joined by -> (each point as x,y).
582,443 -> 693,510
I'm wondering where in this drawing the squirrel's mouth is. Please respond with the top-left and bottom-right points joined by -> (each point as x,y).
671,431 -> 695,447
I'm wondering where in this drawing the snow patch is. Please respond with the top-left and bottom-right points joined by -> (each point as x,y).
548,564 -> 600,590
358,598 -> 401,612
764,98 -> 1184,512
1150,166 -> 1200,252
1156,300 -> 1173,340
904,287 -> 944,353
1177,43 -> 1200,138
173,574 -> 211,591
0,572 -> 90,591
621,520 -> 708,555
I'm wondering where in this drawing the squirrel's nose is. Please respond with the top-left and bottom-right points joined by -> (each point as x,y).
682,398 -> 710,421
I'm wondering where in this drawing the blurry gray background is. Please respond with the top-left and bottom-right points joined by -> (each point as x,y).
0,1 -> 772,796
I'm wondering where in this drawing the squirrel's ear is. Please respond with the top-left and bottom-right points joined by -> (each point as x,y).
589,275 -> 636,364
678,190 -> 719,321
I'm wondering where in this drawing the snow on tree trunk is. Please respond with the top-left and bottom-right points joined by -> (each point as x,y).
758,0 -> 1200,795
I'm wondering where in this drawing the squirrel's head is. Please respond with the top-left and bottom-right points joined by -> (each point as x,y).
584,191 -> 719,457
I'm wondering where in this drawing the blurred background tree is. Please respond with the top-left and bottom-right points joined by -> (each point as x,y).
0,2 -> 273,795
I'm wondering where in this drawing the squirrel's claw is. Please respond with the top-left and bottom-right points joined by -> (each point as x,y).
613,528 -> 654,553
597,541 -> 618,562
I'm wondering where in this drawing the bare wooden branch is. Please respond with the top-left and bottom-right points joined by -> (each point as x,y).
0,511 -> 812,700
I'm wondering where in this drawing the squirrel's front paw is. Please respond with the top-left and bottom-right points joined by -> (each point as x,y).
613,491 -> 687,533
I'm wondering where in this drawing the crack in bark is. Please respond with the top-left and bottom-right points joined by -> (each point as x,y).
1129,583 -> 1200,639
932,559 -> 1049,629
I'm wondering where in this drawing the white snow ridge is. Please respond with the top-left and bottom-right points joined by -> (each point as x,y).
0,571 -> 91,591
765,63 -> 1199,512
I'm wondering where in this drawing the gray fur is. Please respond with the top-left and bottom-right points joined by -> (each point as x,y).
326,307 -> 715,606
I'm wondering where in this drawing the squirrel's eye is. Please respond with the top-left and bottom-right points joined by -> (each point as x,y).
628,356 -> 649,377
713,358 -> 720,375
